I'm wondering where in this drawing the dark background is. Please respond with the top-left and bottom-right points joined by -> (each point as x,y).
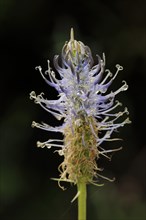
0,0 -> 146,220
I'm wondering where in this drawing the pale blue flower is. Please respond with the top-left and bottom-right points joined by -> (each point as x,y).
30,29 -> 130,183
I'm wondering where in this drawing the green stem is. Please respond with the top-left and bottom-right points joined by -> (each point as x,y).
77,182 -> 87,220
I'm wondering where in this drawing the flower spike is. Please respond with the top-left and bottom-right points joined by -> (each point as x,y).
30,29 -> 131,185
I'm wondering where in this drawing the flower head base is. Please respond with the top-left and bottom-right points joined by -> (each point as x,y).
30,29 -> 131,186
60,116 -> 99,184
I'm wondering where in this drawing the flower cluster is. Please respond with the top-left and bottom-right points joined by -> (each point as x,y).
30,29 -> 130,185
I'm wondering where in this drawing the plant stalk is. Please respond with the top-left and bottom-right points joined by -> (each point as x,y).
77,182 -> 87,220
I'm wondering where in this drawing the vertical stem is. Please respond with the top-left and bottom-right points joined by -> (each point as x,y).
77,182 -> 87,220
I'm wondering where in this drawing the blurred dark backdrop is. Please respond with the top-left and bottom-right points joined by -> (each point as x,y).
0,0 -> 146,220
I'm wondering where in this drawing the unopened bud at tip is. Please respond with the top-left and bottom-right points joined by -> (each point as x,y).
70,28 -> 74,41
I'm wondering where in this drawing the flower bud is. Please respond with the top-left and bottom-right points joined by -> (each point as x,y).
62,28 -> 93,69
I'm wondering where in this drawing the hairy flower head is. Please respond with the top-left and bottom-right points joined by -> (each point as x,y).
30,28 -> 131,186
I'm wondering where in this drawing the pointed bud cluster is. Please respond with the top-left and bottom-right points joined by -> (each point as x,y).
62,28 -> 93,70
